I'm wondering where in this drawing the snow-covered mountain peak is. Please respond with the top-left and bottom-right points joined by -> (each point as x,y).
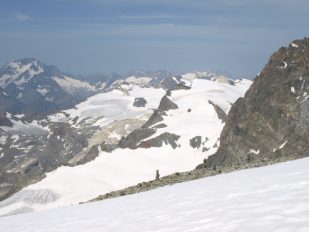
7,58 -> 42,70
181,71 -> 226,81
0,58 -> 97,115
0,58 -> 44,88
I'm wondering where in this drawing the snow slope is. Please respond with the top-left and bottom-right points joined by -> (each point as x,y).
48,84 -> 166,127
1,158 -> 309,231
0,78 -> 251,215
145,78 -> 251,154
52,75 -> 96,94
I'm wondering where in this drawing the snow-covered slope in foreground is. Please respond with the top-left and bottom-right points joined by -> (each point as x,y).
1,158 -> 309,232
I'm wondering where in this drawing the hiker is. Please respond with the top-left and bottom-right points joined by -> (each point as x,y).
156,170 -> 160,180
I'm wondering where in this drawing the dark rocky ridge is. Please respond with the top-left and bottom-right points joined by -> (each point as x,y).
139,132 -> 180,149
0,113 -> 12,127
119,93 -> 180,150
208,101 -> 227,122
201,38 -> 309,168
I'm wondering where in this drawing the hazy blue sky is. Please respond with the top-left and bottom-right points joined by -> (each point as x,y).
0,0 -> 308,78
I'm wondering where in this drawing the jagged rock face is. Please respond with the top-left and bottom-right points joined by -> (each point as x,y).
0,58 -> 96,116
158,95 -> 179,111
208,101 -> 227,122
206,38 -> 309,168
0,113 -> 12,127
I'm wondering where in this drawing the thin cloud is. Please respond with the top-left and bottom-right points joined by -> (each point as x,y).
14,13 -> 32,21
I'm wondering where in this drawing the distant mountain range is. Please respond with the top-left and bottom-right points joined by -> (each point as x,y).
0,58 -> 231,120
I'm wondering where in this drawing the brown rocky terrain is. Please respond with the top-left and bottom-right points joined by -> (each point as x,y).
201,38 -> 309,168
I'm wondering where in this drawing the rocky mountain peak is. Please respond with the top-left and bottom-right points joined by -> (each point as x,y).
202,37 -> 309,168
7,58 -> 41,68
0,58 -> 96,115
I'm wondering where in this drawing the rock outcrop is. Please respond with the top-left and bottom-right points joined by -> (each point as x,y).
133,97 -> 147,107
208,101 -> 227,122
139,132 -> 180,149
119,94 -> 179,149
204,38 -> 309,168
0,113 -> 12,127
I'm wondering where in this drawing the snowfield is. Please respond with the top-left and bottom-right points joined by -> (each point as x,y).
49,85 -> 165,127
0,78 -> 252,215
1,158 -> 309,232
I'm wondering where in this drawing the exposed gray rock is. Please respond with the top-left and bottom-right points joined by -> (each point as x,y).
119,94 -> 179,149
190,136 -> 202,149
118,128 -> 156,149
139,132 -> 180,149
100,142 -> 118,153
72,145 -> 100,166
204,38 -> 309,168
142,110 -> 165,129
141,94 -> 178,129
133,97 -> 147,107
158,95 -> 178,111
208,101 -> 227,122
0,113 -> 12,127
152,123 -> 167,129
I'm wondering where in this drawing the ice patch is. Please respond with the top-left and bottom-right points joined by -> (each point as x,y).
279,140 -> 288,149
181,73 -> 196,80
17,93 -> 23,99
249,149 -> 260,155
291,42 -> 299,48
14,114 -> 25,119
37,88 -> 49,96
45,97 -> 54,102
125,76 -> 152,86
172,76 -> 179,83
273,140 -> 289,152
108,131 -> 122,140
0,135 -> 7,145
53,76 -> 95,94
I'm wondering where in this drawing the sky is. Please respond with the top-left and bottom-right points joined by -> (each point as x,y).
0,0 -> 308,79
